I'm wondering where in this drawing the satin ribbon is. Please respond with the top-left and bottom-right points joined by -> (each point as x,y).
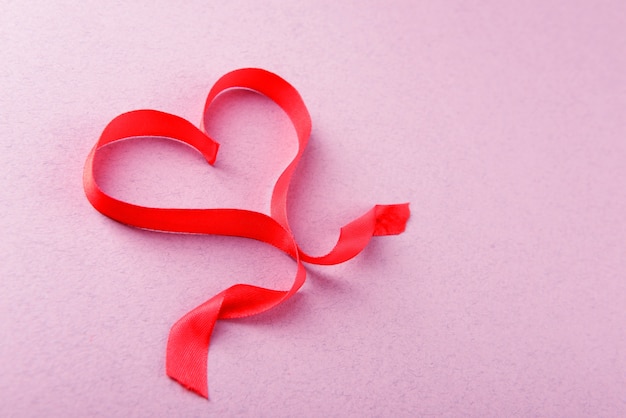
83,68 -> 410,399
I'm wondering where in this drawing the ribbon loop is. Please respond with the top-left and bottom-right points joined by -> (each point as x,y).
84,68 -> 409,399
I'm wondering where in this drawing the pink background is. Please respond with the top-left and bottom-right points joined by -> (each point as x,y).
2,1 -> 625,416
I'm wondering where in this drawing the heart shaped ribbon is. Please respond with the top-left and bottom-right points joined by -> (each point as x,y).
83,68 -> 410,399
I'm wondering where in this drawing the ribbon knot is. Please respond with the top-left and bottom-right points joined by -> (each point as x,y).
83,68 -> 410,399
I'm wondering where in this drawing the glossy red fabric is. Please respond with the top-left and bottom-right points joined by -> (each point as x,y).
83,68 -> 410,399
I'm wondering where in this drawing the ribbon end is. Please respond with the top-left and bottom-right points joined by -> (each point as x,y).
165,295 -> 223,401
168,373 -> 209,399
204,141 -> 220,165
373,203 -> 410,236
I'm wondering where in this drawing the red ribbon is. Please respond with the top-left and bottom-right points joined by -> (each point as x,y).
83,68 -> 410,399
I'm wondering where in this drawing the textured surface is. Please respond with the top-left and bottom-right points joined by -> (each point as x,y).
1,1 -> 626,416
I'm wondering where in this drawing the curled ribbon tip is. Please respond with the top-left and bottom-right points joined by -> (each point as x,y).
373,203 -> 411,236
83,68 -> 410,399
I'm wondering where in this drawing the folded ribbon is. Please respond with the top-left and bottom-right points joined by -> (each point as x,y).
83,68 -> 410,399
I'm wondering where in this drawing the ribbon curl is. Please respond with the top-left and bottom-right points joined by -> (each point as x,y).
83,68 -> 409,399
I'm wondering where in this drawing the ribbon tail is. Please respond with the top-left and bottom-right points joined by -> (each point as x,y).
165,268 -> 303,399
373,203 -> 410,236
166,293 -> 225,399
299,203 -> 410,265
